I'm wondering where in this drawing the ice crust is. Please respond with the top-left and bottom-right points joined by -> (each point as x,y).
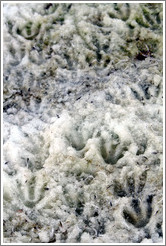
3,3 -> 163,243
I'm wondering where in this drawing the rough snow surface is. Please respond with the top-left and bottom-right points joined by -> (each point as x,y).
3,3 -> 163,243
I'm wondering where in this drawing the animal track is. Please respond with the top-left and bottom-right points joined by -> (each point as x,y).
65,129 -> 128,165
113,170 -> 154,228
17,21 -> 41,40
108,3 -> 131,21
100,132 -> 127,164
65,125 -> 94,152
123,195 -> 154,228
65,131 -> 85,151
130,80 -> 160,103
17,175 -> 47,208
35,3 -> 58,16
113,170 -> 147,197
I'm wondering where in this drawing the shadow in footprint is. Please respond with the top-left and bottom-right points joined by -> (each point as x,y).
100,132 -> 127,164
65,130 -> 85,151
111,170 -> 153,228
113,170 -> 147,198
123,195 -> 154,228
17,176 -> 47,208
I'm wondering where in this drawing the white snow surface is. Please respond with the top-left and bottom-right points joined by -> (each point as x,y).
3,3 -> 163,244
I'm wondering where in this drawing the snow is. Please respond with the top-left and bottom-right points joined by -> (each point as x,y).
3,2 -> 163,244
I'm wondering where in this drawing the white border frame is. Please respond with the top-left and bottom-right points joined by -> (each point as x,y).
1,1 -> 165,245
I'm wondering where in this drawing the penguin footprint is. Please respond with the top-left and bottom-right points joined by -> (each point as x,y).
123,195 -> 154,228
100,132 -> 127,165
113,170 -> 147,197
17,175 -> 47,208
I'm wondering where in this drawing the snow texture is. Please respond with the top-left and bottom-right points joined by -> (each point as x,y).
3,3 -> 163,243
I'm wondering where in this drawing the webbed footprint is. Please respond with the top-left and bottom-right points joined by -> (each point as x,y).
100,132 -> 127,164
123,195 -> 154,228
